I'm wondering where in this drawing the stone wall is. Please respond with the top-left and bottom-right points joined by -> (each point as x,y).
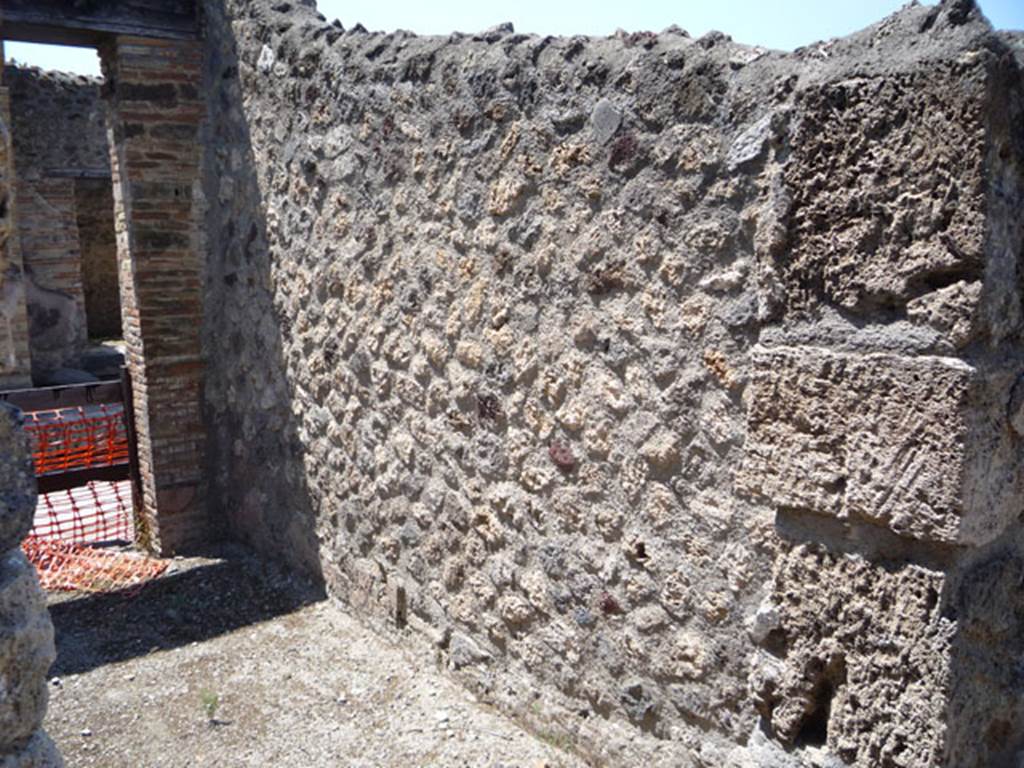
4,66 -> 113,378
201,1 -> 1024,766
2,67 -> 109,179
0,404 -> 62,767
15,176 -> 87,374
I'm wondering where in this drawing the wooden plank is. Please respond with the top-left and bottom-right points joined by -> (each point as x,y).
0,381 -> 124,412
2,0 -> 198,44
36,463 -> 130,493
120,365 -> 144,516
45,168 -> 112,180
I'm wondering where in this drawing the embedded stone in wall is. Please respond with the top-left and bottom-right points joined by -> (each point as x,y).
738,345 -> 1022,546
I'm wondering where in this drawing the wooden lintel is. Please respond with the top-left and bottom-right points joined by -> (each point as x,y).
2,0 -> 198,45
36,463 -> 130,493
0,380 -> 124,411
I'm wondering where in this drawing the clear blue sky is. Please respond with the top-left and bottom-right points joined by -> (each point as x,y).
5,0 -> 1023,76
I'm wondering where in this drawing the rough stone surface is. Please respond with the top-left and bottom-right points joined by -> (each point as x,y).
2,67 -> 109,180
0,550 -> 55,750
739,346 -> 1023,546
0,404 -> 35,555
0,405 -> 61,767
0,72 -> 32,389
750,542 -> 953,767
197,0 -> 1024,765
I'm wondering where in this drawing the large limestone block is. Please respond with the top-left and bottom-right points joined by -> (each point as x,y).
777,55 -> 990,316
0,549 -> 54,753
0,404 -> 35,554
749,543 -> 954,767
738,345 -> 1021,546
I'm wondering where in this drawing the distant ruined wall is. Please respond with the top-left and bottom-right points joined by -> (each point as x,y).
3,67 -> 110,178
201,1 -> 1024,766
4,66 -> 112,375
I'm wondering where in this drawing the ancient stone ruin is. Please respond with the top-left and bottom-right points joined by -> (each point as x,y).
1,0 -> 1023,765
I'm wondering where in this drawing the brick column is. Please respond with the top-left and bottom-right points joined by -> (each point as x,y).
101,36 -> 207,554
0,59 -> 33,389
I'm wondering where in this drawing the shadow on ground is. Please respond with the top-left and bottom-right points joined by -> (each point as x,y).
48,543 -> 325,677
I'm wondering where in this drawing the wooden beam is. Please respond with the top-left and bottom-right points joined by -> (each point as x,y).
1,0 -> 198,45
36,463 -> 130,493
0,381 -> 124,411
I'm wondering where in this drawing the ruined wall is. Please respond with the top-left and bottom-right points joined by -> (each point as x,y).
0,404 -> 62,767
4,66 -> 112,377
3,67 -> 109,178
201,1 -> 1024,765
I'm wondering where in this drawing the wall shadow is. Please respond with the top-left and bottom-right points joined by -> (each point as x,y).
49,543 -> 325,677
198,0 -> 325,584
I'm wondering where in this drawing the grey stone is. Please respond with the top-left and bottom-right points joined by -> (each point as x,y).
726,112 -> 777,170
0,405 -> 34,555
257,45 -> 276,74
590,99 -> 621,145
449,632 -> 490,670
0,550 -> 55,753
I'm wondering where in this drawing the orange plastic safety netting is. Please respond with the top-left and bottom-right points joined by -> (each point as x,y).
22,537 -> 168,594
30,480 -> 134,544
19,402 -> 168,593
22,404 -> 129,473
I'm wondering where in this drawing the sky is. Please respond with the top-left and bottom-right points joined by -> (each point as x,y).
4,0 -> 1023,77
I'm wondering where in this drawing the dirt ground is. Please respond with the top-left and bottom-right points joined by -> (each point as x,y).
43,546 -> 584,767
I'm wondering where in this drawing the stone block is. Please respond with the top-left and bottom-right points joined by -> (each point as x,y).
0,550 -> 55,753
749,543 -> 952,766
738,345 -> 1021,546
777,66 -> 989,316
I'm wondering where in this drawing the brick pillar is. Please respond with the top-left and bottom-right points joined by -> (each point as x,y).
16,176 -> 88,372
101,36 -> 207,554
0,60 -> 33,389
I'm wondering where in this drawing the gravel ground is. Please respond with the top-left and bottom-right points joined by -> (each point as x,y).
43,547 -> 584,767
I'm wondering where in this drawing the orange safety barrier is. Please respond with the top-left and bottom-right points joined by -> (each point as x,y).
17,399 -> 167,594
23,537 -> 167,594
22,404 -> 129,474
30,480 -> 134,544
